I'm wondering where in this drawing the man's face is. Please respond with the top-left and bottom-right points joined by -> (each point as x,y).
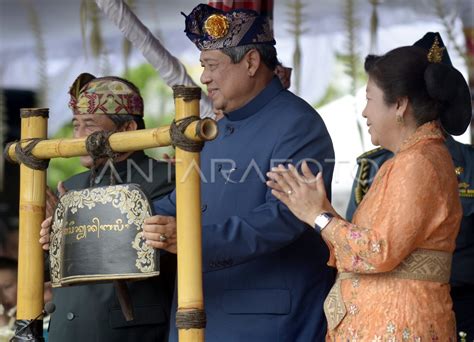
0,269 -> 17,310
200,50 -> 252,113
72,114 -> 117,168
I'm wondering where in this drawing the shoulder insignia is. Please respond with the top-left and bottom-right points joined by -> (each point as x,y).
455,160 -> 472,198
459,182 -> 473,198
355,158 -> 371,205
459,189 -> 474,198
356,147 -> 385,161
354,148 -> 390,204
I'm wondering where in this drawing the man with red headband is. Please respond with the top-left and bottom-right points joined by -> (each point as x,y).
40,74 -> 176,342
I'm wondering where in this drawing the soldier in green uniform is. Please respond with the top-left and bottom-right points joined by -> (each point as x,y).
346,33 -> 474,337
39,73 -> 176,341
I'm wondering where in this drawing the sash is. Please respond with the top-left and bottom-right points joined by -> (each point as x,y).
323,248 -> 452,330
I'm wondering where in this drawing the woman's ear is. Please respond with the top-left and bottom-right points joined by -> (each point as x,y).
396,96 -> 409,118
245,49 -> 261,77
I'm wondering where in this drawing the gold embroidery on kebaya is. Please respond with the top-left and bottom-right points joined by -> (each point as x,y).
402,327 -> 411,341
386,321 -> 396,334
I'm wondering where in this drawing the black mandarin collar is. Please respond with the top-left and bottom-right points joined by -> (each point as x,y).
225,77 -> 283,122
114,151 -> 147,175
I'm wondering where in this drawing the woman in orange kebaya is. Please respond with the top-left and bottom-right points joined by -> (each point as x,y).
267,35 -> 472,341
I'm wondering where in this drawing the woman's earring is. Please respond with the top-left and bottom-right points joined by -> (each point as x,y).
396,115 -> 404,124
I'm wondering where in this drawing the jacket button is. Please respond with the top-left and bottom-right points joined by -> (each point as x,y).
201,204 -> 207,212
66,312 -> 75,321
225,125 -> 234,135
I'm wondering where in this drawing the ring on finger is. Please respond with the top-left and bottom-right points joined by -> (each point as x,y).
159,234 -> 168,242
287,189 -> 293,195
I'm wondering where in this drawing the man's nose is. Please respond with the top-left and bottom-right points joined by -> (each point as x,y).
200,70 -> 211,84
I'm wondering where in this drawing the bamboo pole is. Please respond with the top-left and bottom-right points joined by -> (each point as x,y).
17,109 -> 48,324
173,86 -> 205,341
5,91 -> 216,341
5,119 -> 217,162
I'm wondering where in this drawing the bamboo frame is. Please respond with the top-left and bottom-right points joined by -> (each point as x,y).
6,95 -> 216,341
6,119 -> 217,162
16,108 -> 48,320
174,87 -> 206,341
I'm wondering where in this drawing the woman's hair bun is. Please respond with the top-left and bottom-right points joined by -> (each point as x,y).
424,63 -> 458,102
425,63 -> 471,135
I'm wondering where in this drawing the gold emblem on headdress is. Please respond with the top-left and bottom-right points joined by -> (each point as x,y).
204,14 -> 229,39
427,36 -> 445,63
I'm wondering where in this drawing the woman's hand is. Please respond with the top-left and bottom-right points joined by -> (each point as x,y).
266,161 -> 336,227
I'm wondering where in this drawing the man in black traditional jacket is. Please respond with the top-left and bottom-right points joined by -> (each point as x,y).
40,73 -> 176,342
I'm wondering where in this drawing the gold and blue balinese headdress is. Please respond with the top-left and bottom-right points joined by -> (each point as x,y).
182,4 -> 275,51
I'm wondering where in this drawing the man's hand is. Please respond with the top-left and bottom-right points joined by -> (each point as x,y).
45,181 -> 67,218
39,216 -> 52,251
42,182 -> 67,251
143,215 -> 177,254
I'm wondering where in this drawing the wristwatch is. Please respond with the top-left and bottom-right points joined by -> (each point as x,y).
314,212 -> 334,233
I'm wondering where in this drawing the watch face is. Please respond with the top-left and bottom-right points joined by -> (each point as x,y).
314,212 -> 334,231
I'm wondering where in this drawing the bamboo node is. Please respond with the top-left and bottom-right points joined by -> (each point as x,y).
172,85 -> 201,101
175,308 -> 206,330
20,108 -> 49,119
